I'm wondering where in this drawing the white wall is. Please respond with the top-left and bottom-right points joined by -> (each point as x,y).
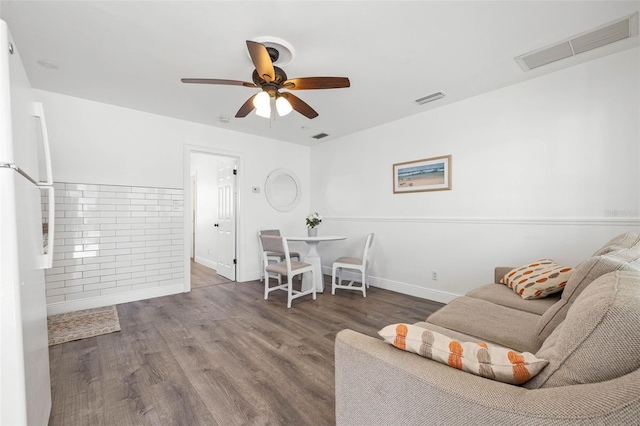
36,89 -> 311,310
311,48 -> 640,303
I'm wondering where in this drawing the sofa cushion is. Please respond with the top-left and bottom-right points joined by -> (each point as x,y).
466,284 -> 561,315
499,259 -> 573,300
525,271 -> 640,389
379,323 -> 548,384
535,249 -> 640,340
426,297 -> 542,354
412,321 -> 508,348
591,232 -> 640,256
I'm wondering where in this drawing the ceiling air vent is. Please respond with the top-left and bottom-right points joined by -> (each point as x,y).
312,132 -> 329,140
415,92 -> 445,105
515,12 -> 639,72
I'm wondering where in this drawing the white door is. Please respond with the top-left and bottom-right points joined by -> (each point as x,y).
216,158 -> 236,280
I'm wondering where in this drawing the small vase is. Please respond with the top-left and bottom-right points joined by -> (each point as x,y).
308,227 -> 318,237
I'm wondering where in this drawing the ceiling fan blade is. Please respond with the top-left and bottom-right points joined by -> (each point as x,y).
246,40 -> 275,83
281,93 -> 318,119
282,77 -> 350,90
181,78 -> 256,88
235,94 -> 257,118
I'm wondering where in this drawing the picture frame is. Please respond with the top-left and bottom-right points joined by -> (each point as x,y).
393,155 -> 452,194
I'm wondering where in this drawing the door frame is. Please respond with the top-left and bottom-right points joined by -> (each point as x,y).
183,144 -> 242,292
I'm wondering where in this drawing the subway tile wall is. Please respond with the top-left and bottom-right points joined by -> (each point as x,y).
43,182 -> 184,305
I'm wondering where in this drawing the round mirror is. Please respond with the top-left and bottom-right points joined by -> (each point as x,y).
265,168 -> 301,212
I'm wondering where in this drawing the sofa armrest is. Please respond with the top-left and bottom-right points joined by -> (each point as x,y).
335,329 -> 640,425
494,266 -> 515,283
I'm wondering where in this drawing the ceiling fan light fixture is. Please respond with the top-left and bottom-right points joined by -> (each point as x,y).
276,96 -> 293,116
253,91 -> 270,109
255,106 -> 271,118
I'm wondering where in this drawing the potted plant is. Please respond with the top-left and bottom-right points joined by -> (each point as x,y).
305,212 -> 322,237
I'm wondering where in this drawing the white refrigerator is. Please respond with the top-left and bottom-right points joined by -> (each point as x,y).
0,19 -> 55,426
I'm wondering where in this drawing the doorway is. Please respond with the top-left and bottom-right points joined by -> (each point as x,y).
184,147 -> 239,291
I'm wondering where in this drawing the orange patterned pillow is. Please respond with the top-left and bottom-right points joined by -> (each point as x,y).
378,324 -> 548,385
500,259 -> 573,300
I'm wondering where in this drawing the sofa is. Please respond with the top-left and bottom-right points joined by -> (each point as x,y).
335,232 -> 640,425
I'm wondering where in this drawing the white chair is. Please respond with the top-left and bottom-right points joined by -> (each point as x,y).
260,235 -> 316,308
258,229 -> 300,282
331,233 -> 374,297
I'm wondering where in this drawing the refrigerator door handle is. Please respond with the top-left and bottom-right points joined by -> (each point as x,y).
33,102 -> 52,185
41,185 -> 55,269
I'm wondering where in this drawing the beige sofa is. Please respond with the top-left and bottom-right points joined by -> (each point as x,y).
335,232 -> 640,425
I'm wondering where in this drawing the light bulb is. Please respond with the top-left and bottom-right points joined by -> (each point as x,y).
253,91 -> 270,109
256,107 -> 270,118
276,96 -> 293,116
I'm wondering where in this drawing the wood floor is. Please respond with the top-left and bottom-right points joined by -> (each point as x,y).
190,260 -> 233,289
47,275 -> 444,425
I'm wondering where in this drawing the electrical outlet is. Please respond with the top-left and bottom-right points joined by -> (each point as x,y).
432,270 -> 438,280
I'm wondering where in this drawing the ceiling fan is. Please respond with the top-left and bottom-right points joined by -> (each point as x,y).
181,40 -> 350,120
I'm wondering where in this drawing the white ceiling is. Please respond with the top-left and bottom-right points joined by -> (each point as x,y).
1,1 -> 638,146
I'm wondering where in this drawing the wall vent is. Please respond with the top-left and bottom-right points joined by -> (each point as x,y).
515,12 -> 639,72
415,92 -> 446,105
312,132 -> 329,139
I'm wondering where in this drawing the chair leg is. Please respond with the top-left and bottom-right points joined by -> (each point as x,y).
361,269 -> 367,297
287,277 -> 293,308
331,265 -> 338,295
311,270 -> 317,300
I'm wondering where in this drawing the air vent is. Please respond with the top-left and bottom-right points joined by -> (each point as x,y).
415,92 -> 446,105
515,12 -> 639,71
312,132 -> 329,139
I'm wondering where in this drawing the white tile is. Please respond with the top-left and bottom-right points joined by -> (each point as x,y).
52,258 -> 82,268
159,188 -> 182,195
100,248 -> 131,256
101,285 -> 131,295
66,211 -> 101,218
47,285 -> 83,296
83,191 -> 116,198
82,255 -> 116,265
99,211 -> 131,217
100,236 -> 131,244
118,218 -> 147,224
57,204 -> 83,211
46,295 -> 65,304
66,224 -> 100,232
117,241 -> 146,249
132,258 -> 159,267
64,276 -> 101,287
153,274 -> 172,282
116,253 -> 146,262
131,199 -> 157,206
64,197 -> 98,204
65,237 -> 99,245
100,260 -> 131,269
82,268 -> 116,278
99,198 -> 130,205
118,205 -> 144,212
116,265 -> 145,274
132,270 -> 159,279
117,277 -> 146,286
65,183 -> 100,191
100,224 -> 132,231
102,272 -> 131,282
144,262 -> 166,270
100,185 -> 131,193
83,218 -> 117,225
131,235 -> 158,242
146,205 -> 172,212
66,290 -> 100,301
84,281 -> 117,292
65,250 -> 97,260
159,278 -> 182,286
45,280 -> 65,290
84,230 -> 116,238
65,264 -> 100,273
131,247 -> 159,255
85,243 -> 117,251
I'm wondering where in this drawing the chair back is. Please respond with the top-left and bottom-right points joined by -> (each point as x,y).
259,229 -> 281,236
362,233 -> 375,266
260,235 -> 293,270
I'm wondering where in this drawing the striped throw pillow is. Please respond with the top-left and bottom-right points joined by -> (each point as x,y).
378,324 -> 548,384
500,259 -> 573,299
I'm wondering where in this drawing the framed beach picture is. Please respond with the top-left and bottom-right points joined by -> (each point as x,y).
393,155 -> 452,194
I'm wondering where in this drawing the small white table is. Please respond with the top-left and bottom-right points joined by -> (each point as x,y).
285,235 -> 346,292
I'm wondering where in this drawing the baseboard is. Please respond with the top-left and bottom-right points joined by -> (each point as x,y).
194,256 -> 217,270
46,283 -> 184,315
321,266 -> 458,304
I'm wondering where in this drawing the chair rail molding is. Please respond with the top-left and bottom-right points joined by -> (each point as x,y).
324,216 -> 640,227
